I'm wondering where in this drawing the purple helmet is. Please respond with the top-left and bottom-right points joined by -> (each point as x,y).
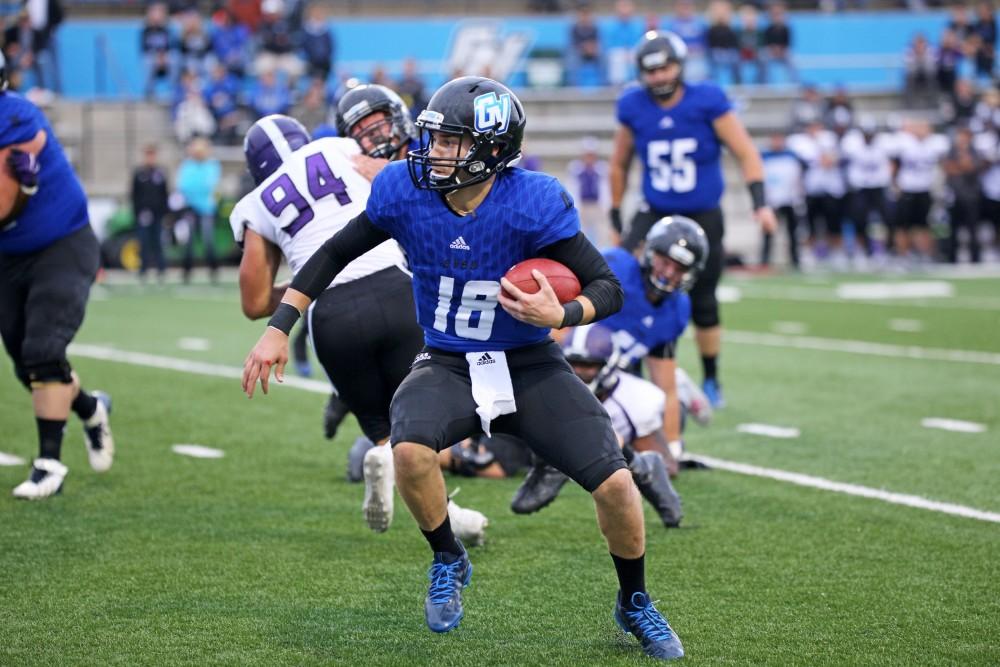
562,324 -> 624,396
243,114 -> 312,186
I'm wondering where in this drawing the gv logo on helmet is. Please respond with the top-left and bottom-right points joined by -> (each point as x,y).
473,92 -> 511,135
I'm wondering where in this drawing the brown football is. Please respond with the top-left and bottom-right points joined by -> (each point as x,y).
503,258 -> 582,304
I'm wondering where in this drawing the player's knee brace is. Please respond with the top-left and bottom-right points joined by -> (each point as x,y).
691,298 -> 720,328
22,358 -> 74,387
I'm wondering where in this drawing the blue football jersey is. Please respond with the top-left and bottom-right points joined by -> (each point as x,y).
600,247 -> 690,365
0,92 -> 89,255
366,162 -> 580,352
616,82 -> 732,215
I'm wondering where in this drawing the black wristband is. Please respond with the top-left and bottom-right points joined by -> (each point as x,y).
748,181 -> 766,210
610,207 -> 623,233
559,300 -> 585,329
267,302 -> 301,335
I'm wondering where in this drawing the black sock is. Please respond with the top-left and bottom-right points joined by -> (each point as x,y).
71,389 -> 98,421
701,355 -> 718,382
421,515 -> 463,557
37,418 -> 66,461
611,552 -> 646,605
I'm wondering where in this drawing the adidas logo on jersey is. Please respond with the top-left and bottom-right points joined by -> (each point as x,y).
476,352 -> 495,366
450,236 -> 471,251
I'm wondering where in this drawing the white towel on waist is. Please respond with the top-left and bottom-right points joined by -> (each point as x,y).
465,350 -> 517,437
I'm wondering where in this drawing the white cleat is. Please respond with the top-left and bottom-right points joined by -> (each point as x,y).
674,368 -> 713,427
362,444 -> 394,533
83,391 -> 114,473
448,499 -> 489,548
12,458 -> 68,500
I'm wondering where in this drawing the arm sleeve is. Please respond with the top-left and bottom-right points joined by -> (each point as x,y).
289,211 -> 391,299
538,231 -> 624,322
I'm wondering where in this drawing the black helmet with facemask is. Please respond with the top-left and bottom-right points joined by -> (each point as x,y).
407,76 -> 525,192
635,30 -> 688,100
336,84 -> 415,160
643,216 -> 708,299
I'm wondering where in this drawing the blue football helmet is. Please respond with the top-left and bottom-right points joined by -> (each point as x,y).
562,324 -> 625,396
243,114 -> 311,186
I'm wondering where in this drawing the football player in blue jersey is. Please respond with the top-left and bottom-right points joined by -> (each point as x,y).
0,54 -> 114,499
243,76 -> 685,660
609,31 -> 777,408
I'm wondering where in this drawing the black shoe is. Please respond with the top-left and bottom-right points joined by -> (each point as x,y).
630,451 -> 683,528
323,394 -> 350,440
510,462 -> 569,514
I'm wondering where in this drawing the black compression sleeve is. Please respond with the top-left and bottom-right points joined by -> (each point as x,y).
647,341 -> 676,359
539,232 -> 624,322
289,211 -> 391,299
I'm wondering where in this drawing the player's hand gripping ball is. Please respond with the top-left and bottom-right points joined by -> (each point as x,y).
502,258 -> 581,303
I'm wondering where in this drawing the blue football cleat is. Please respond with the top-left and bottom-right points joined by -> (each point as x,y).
424,545 -> 472,633
702,378 -> 725,409
614,591 -> 685,661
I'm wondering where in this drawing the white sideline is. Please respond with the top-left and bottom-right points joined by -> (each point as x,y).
691,455 -> 1000,524
67,343 -> 1000,524
68,343 -> 331,394
725,330 -> 1000,366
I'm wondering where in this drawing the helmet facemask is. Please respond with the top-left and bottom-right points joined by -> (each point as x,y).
408,114 -> 513,192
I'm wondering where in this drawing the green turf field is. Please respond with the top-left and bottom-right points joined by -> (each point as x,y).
1,269 -> 998,665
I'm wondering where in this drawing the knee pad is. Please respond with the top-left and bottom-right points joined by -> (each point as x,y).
23,359 -> 73,387
691,296 -> 720,328
13,363 -> 32,390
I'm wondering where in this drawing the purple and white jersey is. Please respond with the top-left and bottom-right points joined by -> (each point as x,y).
603,372 -> 665,445
229,136 -> 404,287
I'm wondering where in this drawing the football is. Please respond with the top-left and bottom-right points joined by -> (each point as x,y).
503,258 -> 581,304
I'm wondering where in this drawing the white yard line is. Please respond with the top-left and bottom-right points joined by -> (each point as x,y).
724,331 -> 1000,366
690,454 -> 1000,525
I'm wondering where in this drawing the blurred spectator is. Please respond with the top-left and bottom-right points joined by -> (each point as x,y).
291,77 -> 329,133
605,0 -> 643,86
168,0 -> 198,16
948,2 -> 974,39
203,62 -> 243,145
973,86 -> 1000,130
976,123 -> 1000,256
706,0 -> 740,85
141,2 -> 174,99
788,120 -> 847,264
177,12 -> 212,81
529,0 -> 563,12
668,0 -> 707,80
396,57 -> 427,119
937,28 -> 965,97
369,63 -> 392,88
943,78 -> 979,125
255,0 -> 305,85
131,145 -> 170,282
26,0 -> 64,93
760,132 -> 803,268
942,125 -> 983,262
566,3 -> 604,87
903,33 -> 937,110
173,74 -> 216,142
824,86 -> 854,132
790,84 -> 823,129
3,11 -> 42,90
761,2 -> 796,85
300,3 -> 334,82
567,137 -> 611,248
250,68 -> 292,118
175,137 -> 221,283
211,8 -> 251,78
736,4 -> 763,85
227,0 -> 263,32
972,0 -> 996,80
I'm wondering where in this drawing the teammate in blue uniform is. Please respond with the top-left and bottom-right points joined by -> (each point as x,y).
243,77 -> 684,660
0,55 -> 114,499
609,31 -> 777,408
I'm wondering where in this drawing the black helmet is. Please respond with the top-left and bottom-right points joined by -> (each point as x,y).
644,216 -> 708,294
635,30 -> 688,100
407,76 -> 526,192
336,84 -> 415,159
